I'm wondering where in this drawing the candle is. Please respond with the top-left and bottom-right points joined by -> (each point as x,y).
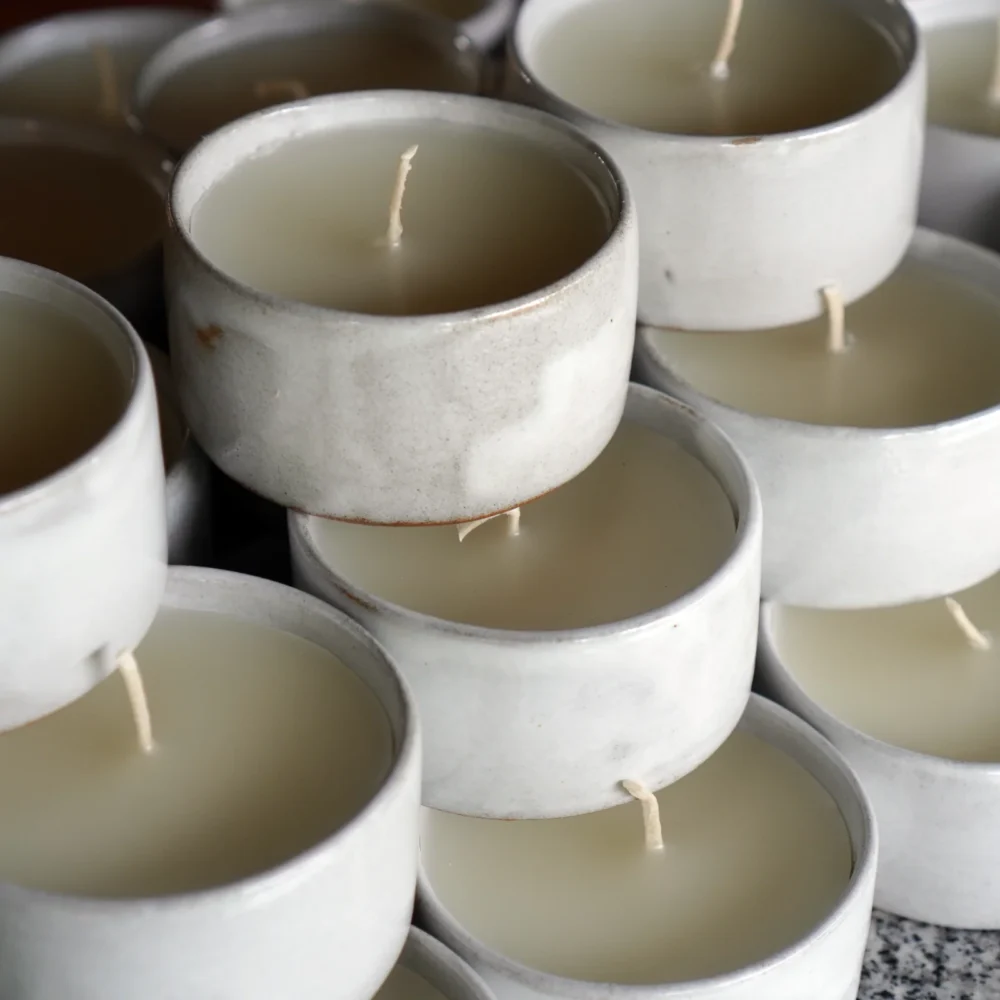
508,0 -> 922,329
420,695 -> 877,1000
168,91 -> 638,526
759,601 -> 1000,929
291,384 -> 762,818
635,228 -> 1000,609
135,4 -> 483,154
0,8 -> 202,128
0,567 -> 421,1000
0,259 -> 165,731
376,929 -> 494,1000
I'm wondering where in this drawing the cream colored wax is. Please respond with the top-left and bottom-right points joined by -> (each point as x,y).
422,730 -> 852,983
376,964 -> 448,1000
774,572 -> 1000,762
0,291 -> 125,496
925,20 -> 1000,136
0,143 -> 163,283
526,0 -> 902,135
310,420 -> 735,630
191,122 -> 610,316
0,608 -> 393,898
143,28 -> 478,153
648,258 -> 1000,427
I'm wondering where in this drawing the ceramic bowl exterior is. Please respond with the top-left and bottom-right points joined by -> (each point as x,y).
0,259 -> 167,730
167,90 -> 638,524
507,0 -> 923,331
635,229 -> 1000,609
0,567 -> 422,1000
400,928 -> 497,1000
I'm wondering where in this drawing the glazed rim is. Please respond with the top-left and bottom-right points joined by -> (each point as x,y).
510,0 -> 920,143
403,927 -> 495,1000
417,693 -> 878,999
169,88 -> 630,325
759,602 -> 1000,777
0,257 -> 151,515
132,0 -> 484,150
289,383 -> 762,645
637,228 -> 1000,437
0,566 -> 421,911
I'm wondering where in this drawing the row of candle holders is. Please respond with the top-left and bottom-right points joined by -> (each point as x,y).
3,0 -> 1000,999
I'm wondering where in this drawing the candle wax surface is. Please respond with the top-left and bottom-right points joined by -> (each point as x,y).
0,608 -> 393,898
526,0 -> 902,136
0,144 -> 163,282
375,964 -> 448,1000
422,730 -> 852,983
0,292 -> 125,496
774,573 -> 1000,762
310,420 -> 736,630
647,258 -> 1000,428
925,20 -> 1000,137
143,27 -> 477,153
191,122 -> 611,316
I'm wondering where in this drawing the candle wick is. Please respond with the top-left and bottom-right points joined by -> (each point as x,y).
92,44 -> 120,121
989,19 -> 1000,105
821,284 -> 847,355
117,649 -> 156,754
382,145 -> 419,250
944,597 -> 992,651
710,0 -> 744,81
622,779 -> 664,852
457,507 -> 521,543
253,79 -> 310,104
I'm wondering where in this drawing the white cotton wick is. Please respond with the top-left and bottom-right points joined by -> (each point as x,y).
117,649 -> 155,755
821,284 -> 847,355
710,0 -> 745,81
945,597 -> 992,652
457,507 -> 521,543
622,779 -> 665,852
382,145 -> 420,250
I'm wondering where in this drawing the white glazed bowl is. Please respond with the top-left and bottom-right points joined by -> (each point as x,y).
758,603 -> 1000,930
290,383 -> 762,819
418,694 -> 878,1000
0,567 -> 422,1000
634,228 -> 1000,609
397,928 -> 496,1000
167,90 -> 638,525
0,258 -> 167,730
507,0 -> 924,331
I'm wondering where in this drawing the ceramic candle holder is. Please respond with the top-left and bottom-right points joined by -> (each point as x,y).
635,228 -> 1000,609
757,605 -> 1000,929
507,0 -> 923,331
0,259 -> 166,730
418,694 -> 877,1000
915,0 -> 1000,250
216,0 -> 518,54
388,928 -> 496,1000
133,2 -> 485,155
290,384 -> 761,819
0,566 -> 421,1000
0,7 -> 202,128
146,344 -> 212,565
167,90 -> 638,525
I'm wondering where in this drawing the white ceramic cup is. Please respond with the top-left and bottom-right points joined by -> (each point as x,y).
167,89 -> 638,525
634,228 -> 1000,609
757,604 -> 1000,929
418,694 -> 877,1000
507,0 -> 924,331
0,566 -> 422,1000
290,383 -> 761,819
393,928 -> 496,1000
0,258 -> 167,730
915,0 -> 1000,251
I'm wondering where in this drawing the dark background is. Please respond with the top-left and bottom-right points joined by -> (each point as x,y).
0,1 -> 213,33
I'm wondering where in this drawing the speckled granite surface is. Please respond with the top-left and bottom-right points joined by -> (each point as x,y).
861,911 -> 1000,999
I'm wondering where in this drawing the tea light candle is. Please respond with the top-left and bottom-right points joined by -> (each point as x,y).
507,0 -> 923,329
419,695 -> 876,1000
916,0 -> 1000,250
634,228 -> 1000,608
291,384 -> 761,818
377,929 -> 494,1000
168,90 -> 637,525
0,566 -> 420,1000
759,596 -> 1000,929
0,7 -> 202,128
134,3 -> 483,154
0,258 -> 165,730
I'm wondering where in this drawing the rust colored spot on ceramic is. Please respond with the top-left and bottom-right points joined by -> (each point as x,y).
730,136 -> 762,146
196,324 -> 223,350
